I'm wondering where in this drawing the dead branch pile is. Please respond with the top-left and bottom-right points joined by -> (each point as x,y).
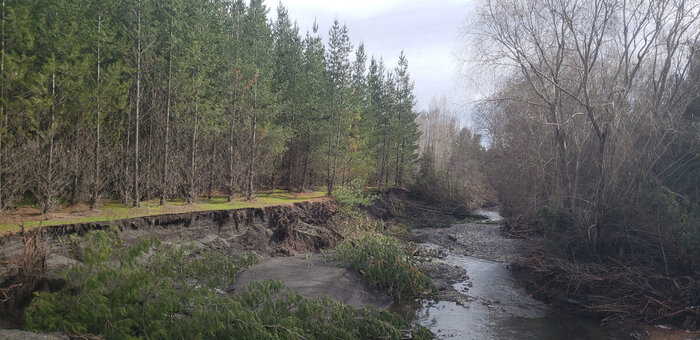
515,255 -> 699,329
500,218 -> 537,239
366,188 -> 482,228
0,223 -> 51,322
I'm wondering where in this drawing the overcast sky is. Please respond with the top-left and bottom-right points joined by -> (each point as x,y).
263,0 -> 476,115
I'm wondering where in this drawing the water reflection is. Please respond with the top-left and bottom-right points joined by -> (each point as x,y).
393,219 -> 611,339
474,208 -> 503,222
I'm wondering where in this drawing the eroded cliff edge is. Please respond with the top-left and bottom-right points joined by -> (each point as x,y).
0,200 -> 341,323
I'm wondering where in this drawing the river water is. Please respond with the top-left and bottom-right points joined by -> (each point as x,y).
392,209 -> 613,340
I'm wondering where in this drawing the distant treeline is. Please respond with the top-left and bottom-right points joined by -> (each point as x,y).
0,0 -> 421,213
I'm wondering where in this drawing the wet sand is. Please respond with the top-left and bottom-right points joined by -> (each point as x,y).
231,253 -> 393,308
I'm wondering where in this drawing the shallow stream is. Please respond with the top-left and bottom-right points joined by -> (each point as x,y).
392,209 -> 613,339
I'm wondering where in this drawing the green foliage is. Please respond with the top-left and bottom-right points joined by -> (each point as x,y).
0,0 -> 424,213
229,280 -> 433,340
535,207 -> 576,256
332,179 -> 376,214
412,128 -> 490,209
24,229 -> 432,339
25,229 -> 256,338
336,232 -> 437,301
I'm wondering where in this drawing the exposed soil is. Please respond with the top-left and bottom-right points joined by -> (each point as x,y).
0,200 -> 342,325
0,329 -> 68,340
232,252 -> 393,308
0,191 -> 327,233
366,188 -> 484,228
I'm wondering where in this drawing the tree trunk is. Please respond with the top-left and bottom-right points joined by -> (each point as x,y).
91,15 -> 102,210
246,84 -> 257,200
289,103 -> 296,189
70,134 -> 81,205
378,137 -> 387,190
44,72 -> 56,215
326,106 -> 334,196
592,139 -> 606,253
301,137 -> 309,192
330,105 -> 343,195
132,3 -> 141,208
188,98 -> 198,203
394,140 -> 400,186
161,33 -> 172,205
227,89 -> 236,201
398,139 -> 406,186
145,102 -> 153,200
208,138 -> 215,199
0,0 -> 5,214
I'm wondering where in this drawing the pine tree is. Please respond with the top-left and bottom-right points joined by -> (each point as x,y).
273,3 -> 303,190
242,0 -> 274,200
0,0 -> 424,213
393,51 -> 418,186
344,42 -> 373,183
298,20 -> 327,192
325,19 -> 352,195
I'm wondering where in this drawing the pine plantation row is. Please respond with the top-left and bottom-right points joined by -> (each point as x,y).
0,0 -> 421,214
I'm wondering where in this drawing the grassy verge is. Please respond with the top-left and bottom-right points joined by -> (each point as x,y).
23,229 -> 433,339
0,190 -> 325,234
331,182 -> 437,301
336,230 -> 437,301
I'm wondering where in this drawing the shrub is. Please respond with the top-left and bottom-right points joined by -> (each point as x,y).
332,179 -> 377,214
24,229 -> 432,339
336,232 -> 437,301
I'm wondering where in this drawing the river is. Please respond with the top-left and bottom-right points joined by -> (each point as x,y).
392,209 -> 613,339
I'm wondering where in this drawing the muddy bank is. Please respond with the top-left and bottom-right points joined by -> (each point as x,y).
0,200 -> 339,273
0,200 -> 342,324
232,253 -> 393,308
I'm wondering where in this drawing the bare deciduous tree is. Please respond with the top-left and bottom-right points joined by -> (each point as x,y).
471,0 -> 700,252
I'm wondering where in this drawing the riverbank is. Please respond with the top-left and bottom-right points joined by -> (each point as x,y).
5,187 -> 694,339
0,199 -> 342,325
0,191 -> 441,339
0,190 -> 326,233
406,207 -> 699,339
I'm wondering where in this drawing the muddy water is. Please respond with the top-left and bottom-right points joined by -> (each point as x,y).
393,210 -> 612,340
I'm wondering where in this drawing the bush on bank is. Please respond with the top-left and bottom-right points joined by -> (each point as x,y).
24,230 -> 433,339
337,231 -> 437,301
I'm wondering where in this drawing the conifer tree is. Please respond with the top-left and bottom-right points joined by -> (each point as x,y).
0,0 -> 424,213
325,19 -> 352,195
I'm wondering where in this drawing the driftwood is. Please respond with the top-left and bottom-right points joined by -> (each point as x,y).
515,255 -> 699,329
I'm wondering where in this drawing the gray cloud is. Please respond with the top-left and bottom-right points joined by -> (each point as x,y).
265,0 -> 475,112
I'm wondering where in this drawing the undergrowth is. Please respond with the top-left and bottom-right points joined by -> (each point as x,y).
24,229 -> 432,339
332,179 -> 377,216
336,231 -> 437,301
